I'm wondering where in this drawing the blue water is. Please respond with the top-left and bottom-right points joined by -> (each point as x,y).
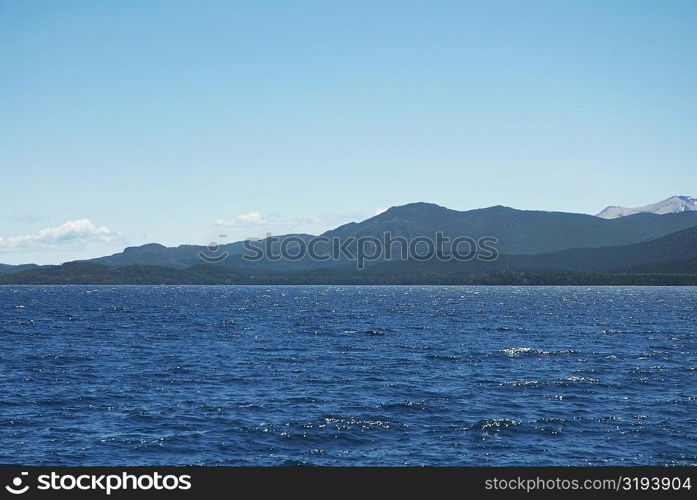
1,285 -> 696,466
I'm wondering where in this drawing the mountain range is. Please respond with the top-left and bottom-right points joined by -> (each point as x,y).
2,196 -> 697,284
597,195 -> 697,219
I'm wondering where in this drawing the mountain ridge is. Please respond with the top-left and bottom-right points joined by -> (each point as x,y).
2,222 -> 697,284
3,200 -> 697,275
597,195 -> 697,219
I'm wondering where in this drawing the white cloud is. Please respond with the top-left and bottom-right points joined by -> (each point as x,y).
373,207 -> 388,216
214,211 -> 370,233
0,219 -> 113,250
215,212 -> 281,228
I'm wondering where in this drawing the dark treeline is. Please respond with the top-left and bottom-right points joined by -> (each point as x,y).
1,262 -> 696,286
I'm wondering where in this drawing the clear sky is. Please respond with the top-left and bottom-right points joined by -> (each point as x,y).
1,0 -> 696,264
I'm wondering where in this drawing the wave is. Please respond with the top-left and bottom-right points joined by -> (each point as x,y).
501,347 -> 577,357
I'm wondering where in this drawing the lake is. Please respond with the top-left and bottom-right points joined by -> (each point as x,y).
1,285 -> 695,465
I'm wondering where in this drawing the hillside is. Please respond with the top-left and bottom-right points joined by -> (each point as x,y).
75,203 -> 697,271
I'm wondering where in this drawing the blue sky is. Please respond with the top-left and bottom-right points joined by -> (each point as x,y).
1,0 -> 696,264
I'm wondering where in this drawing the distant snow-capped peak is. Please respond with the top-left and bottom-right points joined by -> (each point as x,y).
596,195 -> 697,219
